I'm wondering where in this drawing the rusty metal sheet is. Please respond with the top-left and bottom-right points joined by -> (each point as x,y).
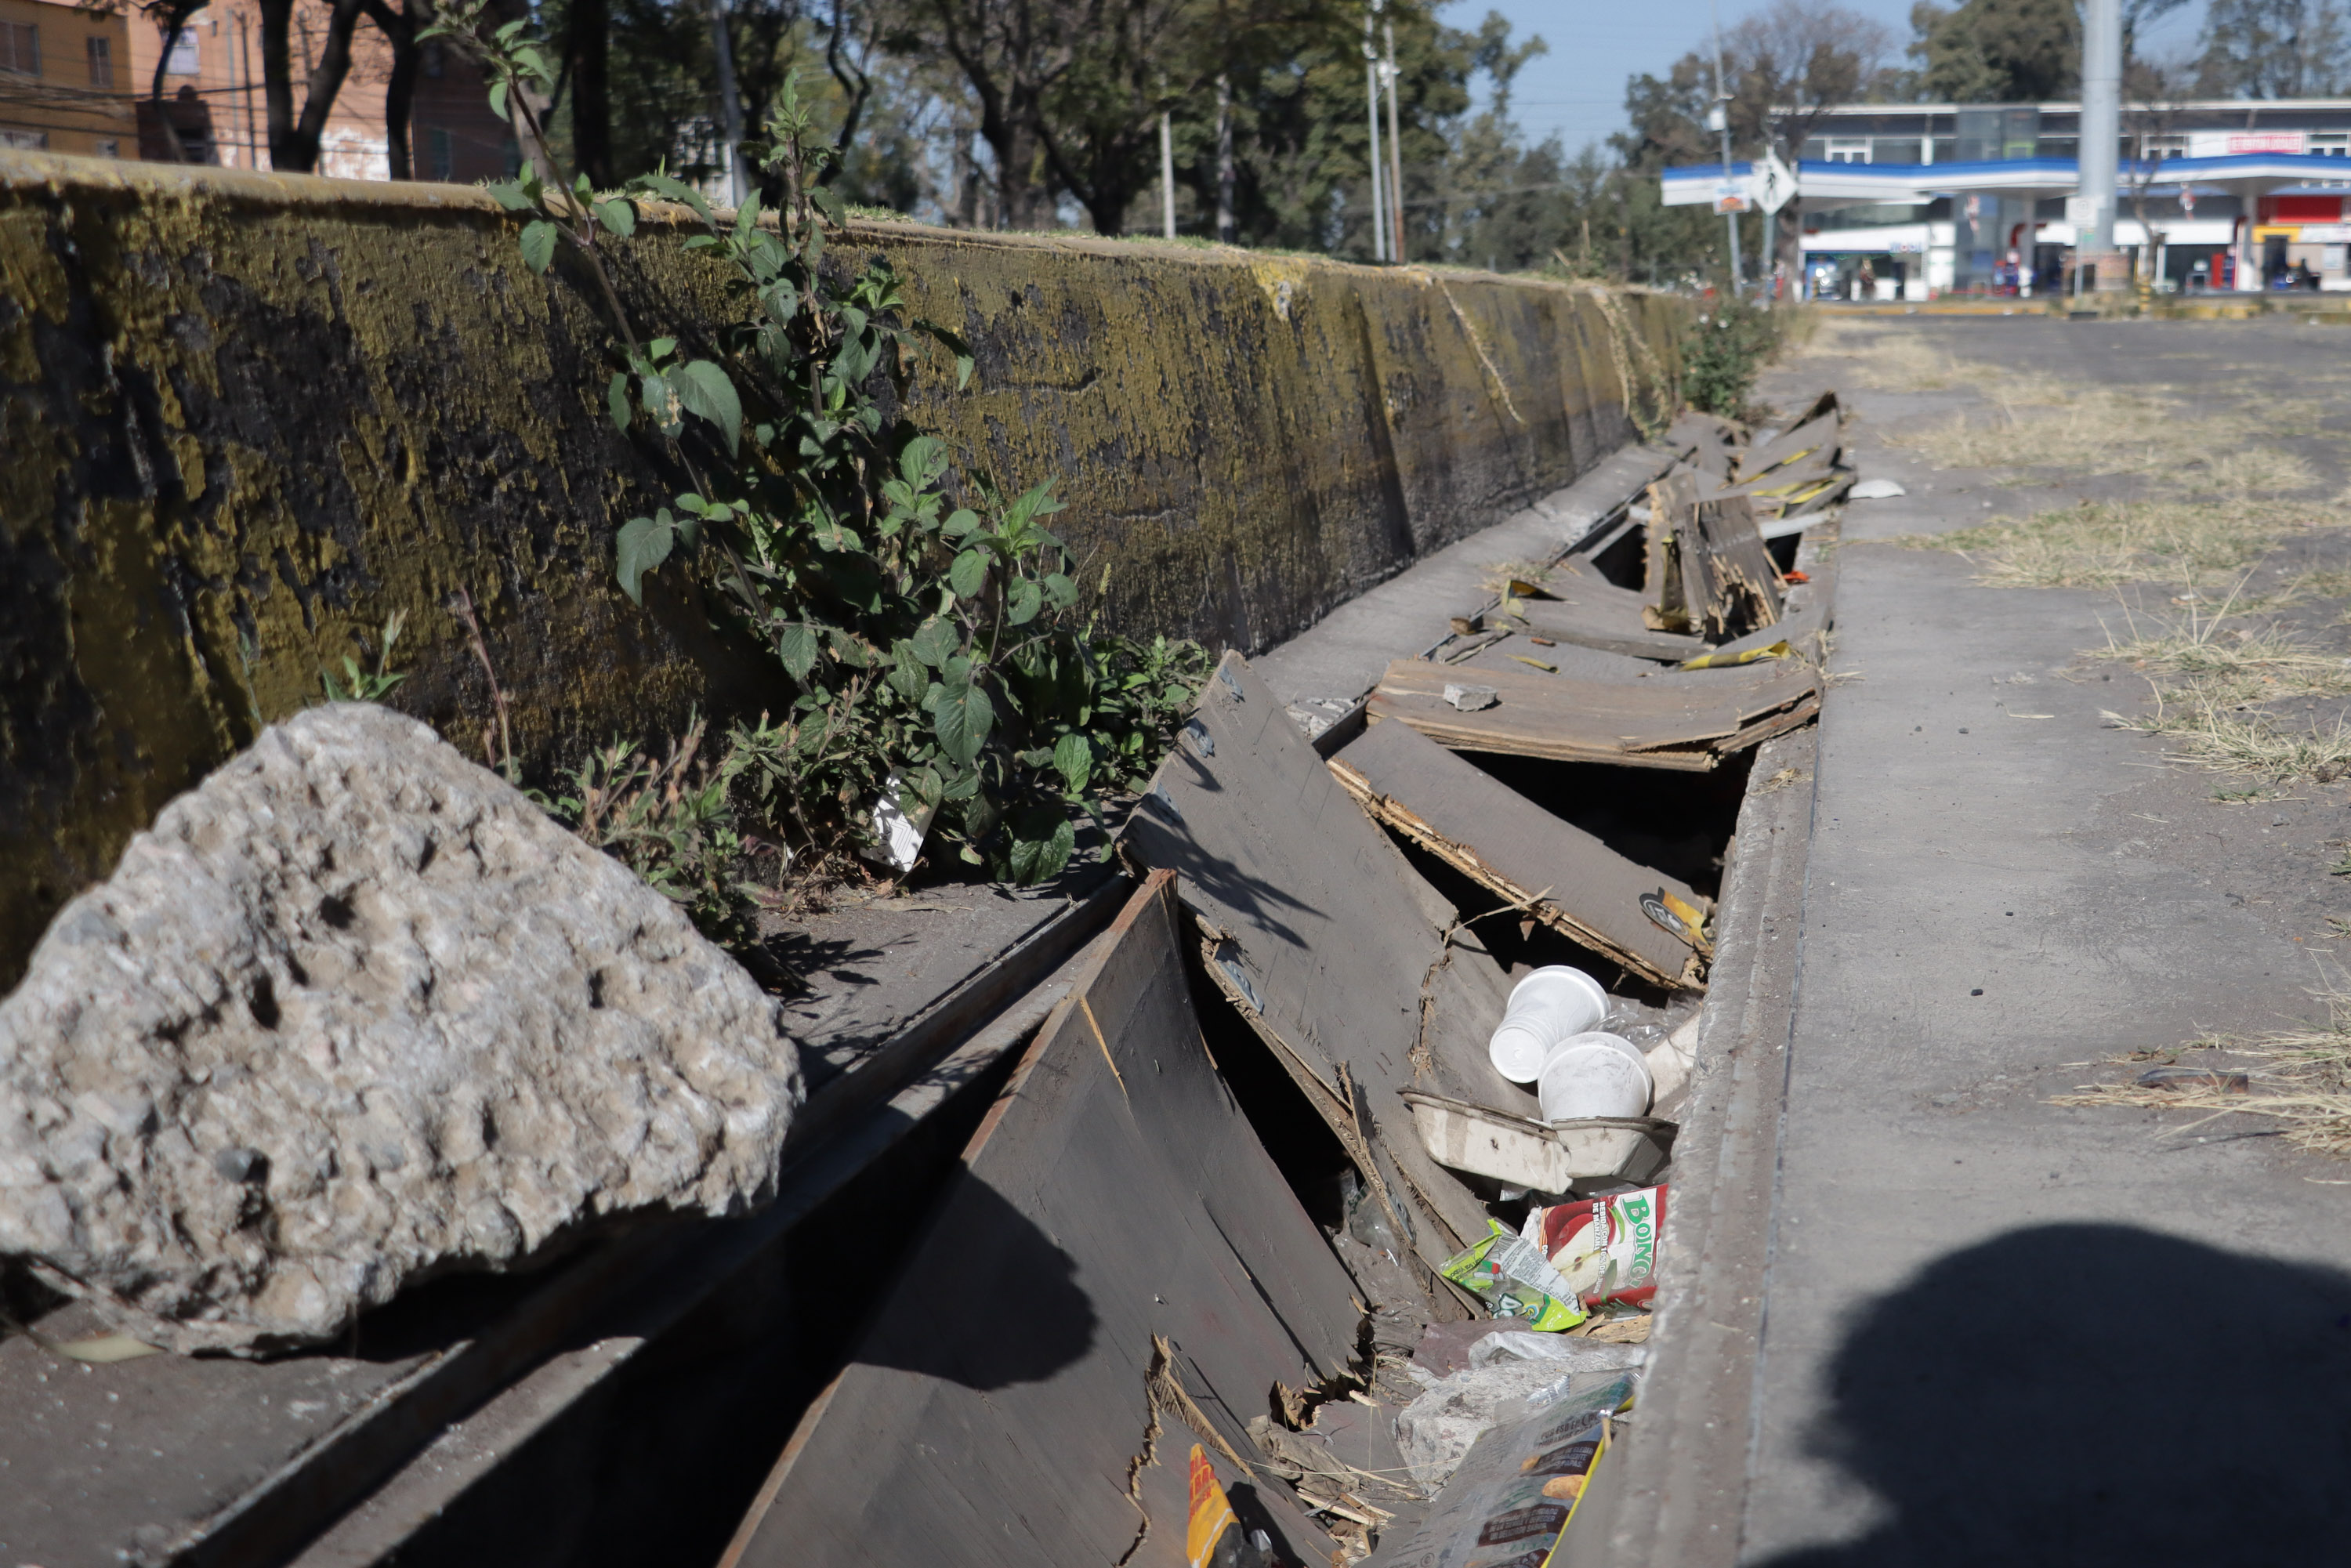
719,875 -> 1359,1568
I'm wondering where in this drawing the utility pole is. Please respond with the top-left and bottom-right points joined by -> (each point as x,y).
1364,3 -> 1386,261
708,0 -> 748,207
1708,0 -> 1741,291
2080,0 -> 2122,288
1384,13 -> 1406,263
1160,111 -> 1177,240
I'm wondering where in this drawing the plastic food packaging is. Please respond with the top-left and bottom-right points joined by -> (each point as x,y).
1536,1032 -> 1654,1122
1526,1186 -> 1668,1307
1184,1445 -> 1267,1568
1488,966 -> 1609,1083
1440,1221 -> 1588,1331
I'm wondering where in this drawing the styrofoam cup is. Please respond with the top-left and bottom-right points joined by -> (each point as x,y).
1537,1031 -> 1654,1122
1487,965 -> 1610,1083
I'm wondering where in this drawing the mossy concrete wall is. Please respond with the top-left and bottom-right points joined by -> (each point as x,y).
0,150 -> 1684,987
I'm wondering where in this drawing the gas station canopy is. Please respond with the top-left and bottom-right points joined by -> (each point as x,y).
1661,153 -> 2351,212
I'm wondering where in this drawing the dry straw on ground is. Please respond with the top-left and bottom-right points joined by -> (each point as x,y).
1930,498 -> 2324,589
1809,321 -> 2321,484
2053,988 -> 2351,1160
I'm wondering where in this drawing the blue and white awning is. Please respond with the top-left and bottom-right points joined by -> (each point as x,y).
1661,153 -> 2351,211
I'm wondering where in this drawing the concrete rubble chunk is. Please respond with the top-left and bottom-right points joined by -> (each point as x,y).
0,704 -> 804,1355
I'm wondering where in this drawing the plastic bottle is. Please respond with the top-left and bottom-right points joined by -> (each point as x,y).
1488,965 -> 1610,1083
1536,1031 -> 1654,1122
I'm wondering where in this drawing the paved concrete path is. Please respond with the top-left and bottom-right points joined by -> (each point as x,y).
1741,319 -> 2351,1564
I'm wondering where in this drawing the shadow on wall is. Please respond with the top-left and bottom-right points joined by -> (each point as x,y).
1758,1223 -> 2351,1567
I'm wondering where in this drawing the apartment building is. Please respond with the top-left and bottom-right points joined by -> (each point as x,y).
0,0 -> 507,183
0,0 -> 134,158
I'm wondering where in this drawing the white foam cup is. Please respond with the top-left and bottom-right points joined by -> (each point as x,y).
1537,1031 -> 1655,1122
1487,965 -> 1609,1083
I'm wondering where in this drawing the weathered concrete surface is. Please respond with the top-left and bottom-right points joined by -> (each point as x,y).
0,149 -> 1681,988
0,703 -> 801,1354
1652,320 -> 2351,1566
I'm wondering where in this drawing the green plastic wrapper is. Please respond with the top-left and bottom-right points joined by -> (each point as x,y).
1440,1220 -> 1588,1331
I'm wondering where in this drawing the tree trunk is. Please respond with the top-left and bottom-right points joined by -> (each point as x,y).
144,2 -> 198,162
361,0 -> 419,179
1214,71 -> 1234,242
951,114 -> 979,227
994,119 -> 1045,229
569,0 -> 612,186
259,0 -> 366,172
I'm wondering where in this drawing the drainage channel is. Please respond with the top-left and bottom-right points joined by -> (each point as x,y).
702,404 -> 1849,1568
0,404 -> 1848,1568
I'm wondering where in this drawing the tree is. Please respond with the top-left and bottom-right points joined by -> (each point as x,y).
257,0 -> 373,172
2188,0 -> 2349,96
1726,0 -> 1895,284
1614,4 -> 1893,287
2121,57 -> 2187,281
136,0 -> 206,161
1907,0 -> 2079,102
359,0 -> 433,179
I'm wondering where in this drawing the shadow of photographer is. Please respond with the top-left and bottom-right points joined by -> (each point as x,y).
1758,1222 -> 2351,1566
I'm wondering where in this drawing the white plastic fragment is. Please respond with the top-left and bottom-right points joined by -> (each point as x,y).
1849,477 -> 1907,500
1643,1013 -> 1702,1103
864,773 -> 937,874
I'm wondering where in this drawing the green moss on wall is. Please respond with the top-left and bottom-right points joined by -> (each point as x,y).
0,151 -> 1683,988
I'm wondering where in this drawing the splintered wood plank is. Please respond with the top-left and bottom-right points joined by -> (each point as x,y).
1328,720 -> 1707,990
1515,578 -> 1708,664
1737,404 -> 1842,483
1666,410 -> 1743,478
1641,470 -> 1697,633
1367,658 -> 1820,770
1685,493 -> 1784,642
722,875 -> 1356,1568
1121,653 -> 1505,1258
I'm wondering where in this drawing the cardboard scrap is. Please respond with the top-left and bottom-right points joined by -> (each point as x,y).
1366,657 -> 1820,771
1328,719 -> 1708,988
721,875 -> 1355,1568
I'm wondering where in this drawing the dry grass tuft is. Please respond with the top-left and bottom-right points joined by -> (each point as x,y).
2092,590 -> 2351,693
2103,684 -> 2351,776
1903,387 -> 2184,476
1813,325 -> 2321,487
2052,988 -> 2351,1160
2186,448 -> 2324,498
1925,498 -> 2324,589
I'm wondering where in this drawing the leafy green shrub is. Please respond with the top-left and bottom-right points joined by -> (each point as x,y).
427,9 -> 1207,886
539,717 -> 773,952
1680,298 -> 1780,420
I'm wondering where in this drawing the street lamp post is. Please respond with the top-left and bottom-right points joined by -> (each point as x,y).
1709,0 -> 1741,291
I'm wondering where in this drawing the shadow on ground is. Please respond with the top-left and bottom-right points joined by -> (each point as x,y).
1757,1222 -> 2351,1566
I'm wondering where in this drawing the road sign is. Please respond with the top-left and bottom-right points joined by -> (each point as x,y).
1713,186 -> 1751,215
1751,150 -> 1797,215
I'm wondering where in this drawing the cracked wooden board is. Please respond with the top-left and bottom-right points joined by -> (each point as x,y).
1328,719 -> 1708,990
1641,470 -> 1697,634
1366,658 -> 1821,770
1736,397 -> 1842,483
1684,493 -> 1784,642
1509,577 -> 1708,664
1121,653 -> 1505,1261
719,875 -> 1356,1568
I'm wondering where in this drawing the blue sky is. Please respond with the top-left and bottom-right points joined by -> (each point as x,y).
1464,0 -> 2210,155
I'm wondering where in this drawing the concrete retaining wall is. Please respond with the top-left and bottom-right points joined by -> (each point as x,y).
0,150 -> 1683,986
